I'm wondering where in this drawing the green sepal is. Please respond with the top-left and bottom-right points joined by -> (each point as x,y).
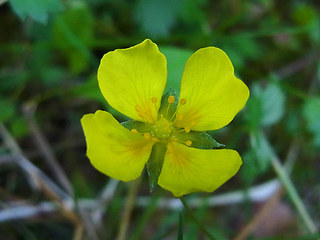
121,119 -> 151,133
173,131 -> 225,149
146,142 -> 167,191
158,88 -> 178,120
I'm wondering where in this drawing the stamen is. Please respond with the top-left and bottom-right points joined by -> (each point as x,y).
184,127 -> 190,133
131,129 -> 138,134
180,98 -> 187,105
135,105 -> 142,112
151,97 -> 157,103
168,96 -> 175,104
166,95 -> 175,116
171,98 -> 187,121
185,140 -> 192,146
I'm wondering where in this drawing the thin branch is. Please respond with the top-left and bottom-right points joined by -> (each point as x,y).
92,179 -> 119,225
116,178 -> 142,240
0,124 -> 71,200
233,188 -> 284,240
0,124 -> 92,238
0,178 -> 282,223
234,140 -> 300,240
22,104 -> 74,196
137,179 -> 280,209
276,50 -> 320,80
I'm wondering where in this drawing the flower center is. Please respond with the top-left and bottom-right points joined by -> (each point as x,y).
131,95 -> 194,147
151,115 -> 173,139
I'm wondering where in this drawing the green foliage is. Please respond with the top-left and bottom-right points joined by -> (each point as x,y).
160,47 -> 193,93
71,75 -> 105,103
9,0 -> 63,24
52,3 -> 95,74
251,131 -> 274,172
0,99 -> 15,122
134,0 -> 206,37
134,0 -> 181,37
221,34 -> 263,71
303,97 -> 320,147
10,117 -> 29,138
146,143 -> 167,190
178,210 -> 183,240
247,81 -> 285,131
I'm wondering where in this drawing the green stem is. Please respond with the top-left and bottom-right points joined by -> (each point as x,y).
270,154 -> 317,233
179,197 -> 215,240
258,132 -> 317,234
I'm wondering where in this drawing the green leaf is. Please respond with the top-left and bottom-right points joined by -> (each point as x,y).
160,47 -> 193,93
173,131 -> 224,149
222,34 -> 263,70
251,131 -> 273,172
292,3 -> 317,26
71,75 -> 105,103
121,119 -> 151,133
0,99 -> 15,123
9,0 -> 63,24
247,81 -> 285,129
158,88 -> 179,119
10,117 -> 29,138
53,4 -> 94,74
259,82 -> 285,126
303,97 -> 320,147
146,143 -> 167,190
134,0 -> 181,37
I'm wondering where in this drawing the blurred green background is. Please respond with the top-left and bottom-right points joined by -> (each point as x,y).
0,0 -> 320,239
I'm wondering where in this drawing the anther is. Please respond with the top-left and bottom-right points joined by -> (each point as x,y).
180,98 -> 187,105
144,132 -> 151,139
151,97 -> 157,103
131,129 -> 138,134
186,140 -> 192,146
135,105 -> 141,112
168,96 -> 175,104
185,127 -> 190,133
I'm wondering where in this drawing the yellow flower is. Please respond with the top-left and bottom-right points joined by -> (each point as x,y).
81,39 -> 249,197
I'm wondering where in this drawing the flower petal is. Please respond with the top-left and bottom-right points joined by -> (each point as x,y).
98,39 -> 167,123
158,142 -> 242,197
81,110 -> 154,181
175,47 -> 249,131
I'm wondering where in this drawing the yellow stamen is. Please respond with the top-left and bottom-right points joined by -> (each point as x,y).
168,96 -> 175,104
166,96 -> 175,116
151,97 -> 157,103
185,127 -> 190,133
135,105 -> 142,112
185,140 -> 192,146
180,98 -> 187,105
131,129 -> 138,134
171,98 -> 187,121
